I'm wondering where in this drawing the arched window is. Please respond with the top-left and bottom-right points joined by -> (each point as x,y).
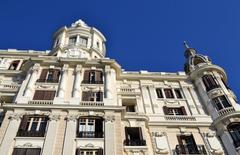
202,74 -> 219,91
8,60 -> 20,70
228,123 -> 240,148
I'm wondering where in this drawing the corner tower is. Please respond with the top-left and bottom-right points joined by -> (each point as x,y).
50,19 -> 106,59
184,42 -> 240,155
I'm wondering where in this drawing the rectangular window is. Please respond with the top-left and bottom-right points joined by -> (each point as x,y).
17,115 -> 48,137
69,36 -> 77,45
164,89 -> 174,98
12,148 -> 41,155
76,149 -> 103,155
83,70 -> 103,84
82,91 -> 103,102
176,135 -> 201,154
38,69 -> 60,83
8,60 -> 20,70
163,106 -> 186,115
202,74 -> 219,91
33,90 -> 56,100
124,127 -> 146,146
212,95 -> 232,111
77,118 -> 103,138
79,37 -> 88,46
156,88 -> 163,98
174,89 -> 183,99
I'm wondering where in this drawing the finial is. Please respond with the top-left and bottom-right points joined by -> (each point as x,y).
183,41 -> 190,49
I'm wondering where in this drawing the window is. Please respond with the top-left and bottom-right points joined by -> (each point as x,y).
228,123 -> 240,148
83,70 -> 103,84
122,99 -> 137,112
33,90 -> 56,100
76,149 -> 103,155
163,106 -> 187,115
17,115 -> 48,137
12,148 -> 41,155
0,112 -> 5,127
8,60 -> 20,70
174,89 -> 183,99
156,88 -> 163,98
79,37 -> 88,46
164,89 -> 174,98
37,69 -> 60,83
69,36 -> 77,45
124,127 -> 146,146
212,95 -> 232,111
77,117 -> 103,138
202,74 -> 219,91
96,41 -> 100,48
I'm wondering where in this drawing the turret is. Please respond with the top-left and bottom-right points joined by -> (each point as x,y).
183,42 -> 240,154
49,19 -> 106,59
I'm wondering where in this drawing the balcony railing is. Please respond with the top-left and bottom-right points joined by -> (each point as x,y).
124,139 -> 146,146
36,79 -> 59,83
175,145 -> 207,155
77,131 -> 104,138
218,107 -> 235,117
82,80 -> 103,84
164,115 -> 196,121
0,84 -> 20,91
28,100 -> 53,105
17,130 -> 45,137
80,101 -> 104,106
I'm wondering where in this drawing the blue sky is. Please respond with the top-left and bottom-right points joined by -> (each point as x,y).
0,0 -> 239,98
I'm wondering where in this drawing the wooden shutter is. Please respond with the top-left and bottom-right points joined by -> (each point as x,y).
19,115 -> 29,131
43,91 -> 55,100
181,106 -> 187,115
83,70 -> 90,83
95,71 -> 103,82
33,90 -> 44,100
39,69 -> 48,80
26,148 -> 41,155
97,148 -> 103,155
99,92 -> 103,101
53,69 -> 60,82
12,148 -> 26,155
82,92 -> 90,101
138,127 -> 143,140
163,106 -> 169,115
95,118 -> 103,137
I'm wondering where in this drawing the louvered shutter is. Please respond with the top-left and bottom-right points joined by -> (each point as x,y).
163,106 -> 169,115
99,92 -> 103,101
33,90 -> 44,100
26,148 -> 41,155
82,92 -> 90,101
53,69 -> 60,82
19,115 -> 29,131
12,148 -> 26,155
44,91 -> 55,100
95,71 -> 103,83
181,106 -> 187,115
138,127 -> 143,140
83,70 -> 90,83
97,148 -> 103,155
39,69 -> 48,81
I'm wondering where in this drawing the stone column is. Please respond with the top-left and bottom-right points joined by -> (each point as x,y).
72,65 -> 82,98
0,113 -> 22,155
104,114 -> 115,155
16,59 -> 23,70
62,114 -> 78,155
104,66 -> 112,99
24,63 -> 40,97
58,64 -> 69,98
42,114 -> 60,155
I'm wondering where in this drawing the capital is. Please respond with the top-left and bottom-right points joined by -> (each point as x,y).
49,114 -> 61,121
104,115 -> 115,122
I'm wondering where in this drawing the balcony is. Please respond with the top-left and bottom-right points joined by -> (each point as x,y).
0,84 -> 20,92
79,101 -> 104,106
164,115 -> 196,121
218,107 -> 235,117
17,130 -> 45,137
175,145 -> 207,155
36,79 -> 59,83
124,139 -> 146,146
82,80 -> 103,84
77,131 -> 104,138
28,100 -> 53,105
206,85 -> 220,92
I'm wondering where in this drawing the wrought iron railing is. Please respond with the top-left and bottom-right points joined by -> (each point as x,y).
123,139 -> 146,146
82,80 -> 103,84
17,130 -> 45,137
175,145 -> 207,155
77,131 -> 104,138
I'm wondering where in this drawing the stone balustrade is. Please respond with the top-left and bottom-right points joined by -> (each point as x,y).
79,101 -> 104,106
0,84 -> 20,91
218,107 -> 235,117
28,100 -> 53,105
164,115 -> 197,121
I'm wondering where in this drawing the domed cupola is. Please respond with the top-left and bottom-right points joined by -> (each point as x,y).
50,19 -> 107,59
184,42 -> 212,74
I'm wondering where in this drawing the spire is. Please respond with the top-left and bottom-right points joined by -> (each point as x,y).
183,41 -> 190,49
183,41 -> 196,58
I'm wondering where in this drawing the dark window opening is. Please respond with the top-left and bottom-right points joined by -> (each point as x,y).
82,70 -> 103,84
8,60 -> 20,70
212,95 -> 232,111
17,115 -> 48,137
76,148 -> 103,155
37,69 -> 60,83
82,91 -> 103,102
228,123 -> 240,148
156,88 -> 163,98
163,106 -> 187,115
164,89 -> 174,99
12,148 -> 41,155
202,75 -> 219,92
69,36 -> 77,45
124,127 -> 146,146
175,89 -> 183,99
33,90 -> 56,100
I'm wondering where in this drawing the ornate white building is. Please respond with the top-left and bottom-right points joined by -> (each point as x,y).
0,19 -> 239,155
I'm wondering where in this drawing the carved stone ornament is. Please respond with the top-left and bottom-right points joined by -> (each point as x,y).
32,63 -> 40,72
49,114 -> 61,121
66,115 -> 78,122
104,115 -> 115,122
62,64 -> 69,71
8,113 -> 23,121
75,65 -> 82,73
15,143 -> 41,148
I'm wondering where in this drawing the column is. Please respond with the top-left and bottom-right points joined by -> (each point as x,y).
24,63 -> 40,97
0,113 -> 22,155
62,114 -> 78,155
104,66 -> 112,99
42,114 -> 60,155
72,65 -> 82,98
16,59 -> 23,70
104,114 -> 115,155
58,64 -> 69,98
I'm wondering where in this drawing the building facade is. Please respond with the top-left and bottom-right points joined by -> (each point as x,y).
0,19 -> 239,155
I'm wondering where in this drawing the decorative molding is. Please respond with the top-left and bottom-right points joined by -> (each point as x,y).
75,65 -> 82,73
49,114 -> 61,121
66,114 -> 78,122
15,143 -> 41,148
8,113 -> 23,121
104,115 -> 115,122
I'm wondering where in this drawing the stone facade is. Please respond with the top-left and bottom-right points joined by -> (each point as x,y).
0,19 -> 239,155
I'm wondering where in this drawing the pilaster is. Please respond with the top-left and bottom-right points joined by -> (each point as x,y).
104,113 -> 116,155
